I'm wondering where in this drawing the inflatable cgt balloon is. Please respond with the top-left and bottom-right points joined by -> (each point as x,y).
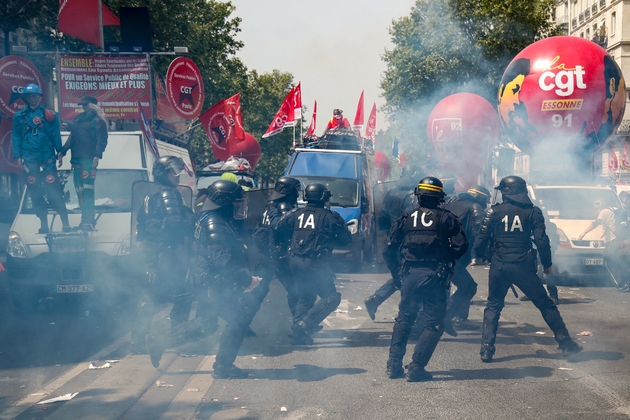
427,93 -> 499,189
374,151 -> 391,182
497,36 -> 625,155
230,132 -> 261,169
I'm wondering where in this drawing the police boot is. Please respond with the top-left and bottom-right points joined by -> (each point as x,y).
364,296 -> 378,321
405,363 -> 433,382
147,333 -> 166,368
290,321 -> 314,346
212,362 -> 248,379
560,340 -> 583,358
452,316 -> 480,330
549,294 -> 559,305
480,345 -> 494,363
443,317 -> 458,337
38,217 -> 49,234
386,358 -> 405,379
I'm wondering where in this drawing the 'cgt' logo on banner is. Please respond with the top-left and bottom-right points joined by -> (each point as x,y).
207,111 -> 233,152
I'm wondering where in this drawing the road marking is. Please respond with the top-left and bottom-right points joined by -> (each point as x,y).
159,355 -> 216,420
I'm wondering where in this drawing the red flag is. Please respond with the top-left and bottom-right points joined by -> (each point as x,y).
58,0 -> 121,47
365,103 -> 377,142
199,94 -> 245,161
609,146 -> 619,174
139,105 -> 159,158
353,91 -> 365,130
263,87 -> 297,137
306,100 -> 317,136
293,82 -> 302,120
622,141 -> 630,169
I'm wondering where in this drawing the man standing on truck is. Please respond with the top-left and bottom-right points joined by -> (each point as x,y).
275,183 -> 352,345
323,109 -> 351,134
58,96 -> 108,231
131,156 -> 196,367
12,83 -> 71,234
475,176 -> 583,363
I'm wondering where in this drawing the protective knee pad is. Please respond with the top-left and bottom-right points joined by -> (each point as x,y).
326,291 -> 342,309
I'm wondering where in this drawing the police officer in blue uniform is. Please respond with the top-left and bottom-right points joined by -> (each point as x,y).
384,177 -> 468,382
131,156 -> 196,366
474,176 -> 582,363
12,84 -> 70,233
251,177 -> 301,317
275,183 -> 352,345
442,184 -> 490,334
190,179 -> 258,378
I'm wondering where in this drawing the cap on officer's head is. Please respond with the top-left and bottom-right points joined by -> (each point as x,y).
23,84 -> 43,96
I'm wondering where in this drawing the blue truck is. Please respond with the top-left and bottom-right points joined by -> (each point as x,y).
283,131 -> 377,270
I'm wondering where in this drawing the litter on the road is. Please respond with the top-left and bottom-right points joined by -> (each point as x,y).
281,406 -> 287,412
156,380 -> 174,388
354,306 -> 363,310
334,308 -> 348,313
88,362 -> 112,369
37,392 -> 78,404
104,360 -> 120,363
179,354 -> 198,358
535,331 -> 546,335
187,388 -> 202,392
577,331 -> 593,336
558,367 -> 573,370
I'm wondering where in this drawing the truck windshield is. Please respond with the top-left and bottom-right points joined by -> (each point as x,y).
289,152 -> 358,178
534,188 -> 620,220
20,169 -> 148,214
292,176 -> 360,207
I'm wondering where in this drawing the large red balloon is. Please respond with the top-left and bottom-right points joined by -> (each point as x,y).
498,36 -> 625,154
374,151 -> 391,182
230,132 -> 261,169
427,93 -> 499,189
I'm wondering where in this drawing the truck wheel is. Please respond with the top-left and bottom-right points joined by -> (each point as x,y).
10,285 -> 39,312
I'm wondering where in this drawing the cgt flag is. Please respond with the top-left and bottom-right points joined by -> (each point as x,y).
199,93 -> 245,161
306,100 -> 317,136
139,106 -> 159,158
609,146 -> 619,175
263,85 -> 300,137
622,141 -> 630,169
353,90 -> 365,130
58,0 -> 120,48
365,102 -> 377,142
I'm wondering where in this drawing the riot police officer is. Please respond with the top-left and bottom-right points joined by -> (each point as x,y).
131,156 -> 196,367
474,176 -> 582,363
12,84 -> 70,233
384,177 -> 468,382
190,180 -> 259,378
251,177 -> 302,316
365,165 -> 421,320
275,183 -> 352,345
442,184 -> 490,334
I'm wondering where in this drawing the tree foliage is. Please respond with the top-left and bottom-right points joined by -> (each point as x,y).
380,0 -> 560,163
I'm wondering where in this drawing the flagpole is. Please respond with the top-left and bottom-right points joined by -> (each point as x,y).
98,0 -> 104,50
293,124 -> 296,148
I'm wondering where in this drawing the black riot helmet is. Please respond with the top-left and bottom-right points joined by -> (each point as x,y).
304,183 -> 332,203
269,176 -> 303,203
496,175 -> 531,205
401,164 -> 421,180
414,176 -> 445,199
153,156 -> 186,187
197,180 -> 247,219
467,184 -> 491,206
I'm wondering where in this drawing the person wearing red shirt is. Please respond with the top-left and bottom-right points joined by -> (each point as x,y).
323,109 -> 350,134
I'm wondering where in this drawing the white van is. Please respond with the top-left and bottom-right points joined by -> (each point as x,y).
6,131 -> 192,310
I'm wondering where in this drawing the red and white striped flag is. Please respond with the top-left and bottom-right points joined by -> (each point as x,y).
365,102 -> 377,143
306,100 -> 317,136
622,141 -> 630,169
263,85 -> 300,137
609,146 -> 619,175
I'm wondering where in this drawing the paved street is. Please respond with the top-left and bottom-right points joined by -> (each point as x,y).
1,263 -> 629,419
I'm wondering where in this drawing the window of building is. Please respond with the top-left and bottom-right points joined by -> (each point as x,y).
611,12 -> 616,36
586,28 -> 590,39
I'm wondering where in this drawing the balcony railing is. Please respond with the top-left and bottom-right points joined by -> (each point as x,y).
592,3 -> 598,13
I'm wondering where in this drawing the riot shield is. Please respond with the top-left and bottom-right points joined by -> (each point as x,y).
242,188 -> 272,273
373,181 -> 398,264
130,181 -> 193,256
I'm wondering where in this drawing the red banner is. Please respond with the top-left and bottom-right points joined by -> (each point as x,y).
306,100 -> 317,136
165,57 -> 204,120
58,0 -> 120,47
58,56 -> 150,120
365,102 -> 377,142
199,93 -> 245,161
0,118 -> 20,173
609,147 -> 619,174
293,82 -> 302,120
622,141 -> 630,170
353,90 -> 364,129
263,86 -> 299,137
0,56 -> 46,119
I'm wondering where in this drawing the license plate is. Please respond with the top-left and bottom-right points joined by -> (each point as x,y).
54,243 -> 85,252
584,258 -> 604,265
56,284 -> 94,293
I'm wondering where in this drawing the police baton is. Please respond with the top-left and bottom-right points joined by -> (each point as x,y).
510,285 -> 519,299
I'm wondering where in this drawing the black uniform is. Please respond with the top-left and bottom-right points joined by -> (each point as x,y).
275,199 -> 351,344
384,191 -> 468,380
132,186 -> 195,361
252,201 -> 298,315
474,177 -> 582,361
442,193 -> 485,322
191,205 -> 255,374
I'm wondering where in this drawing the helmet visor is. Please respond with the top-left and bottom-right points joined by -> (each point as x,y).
233,196 -> 248,220
167,157 -> 186,178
